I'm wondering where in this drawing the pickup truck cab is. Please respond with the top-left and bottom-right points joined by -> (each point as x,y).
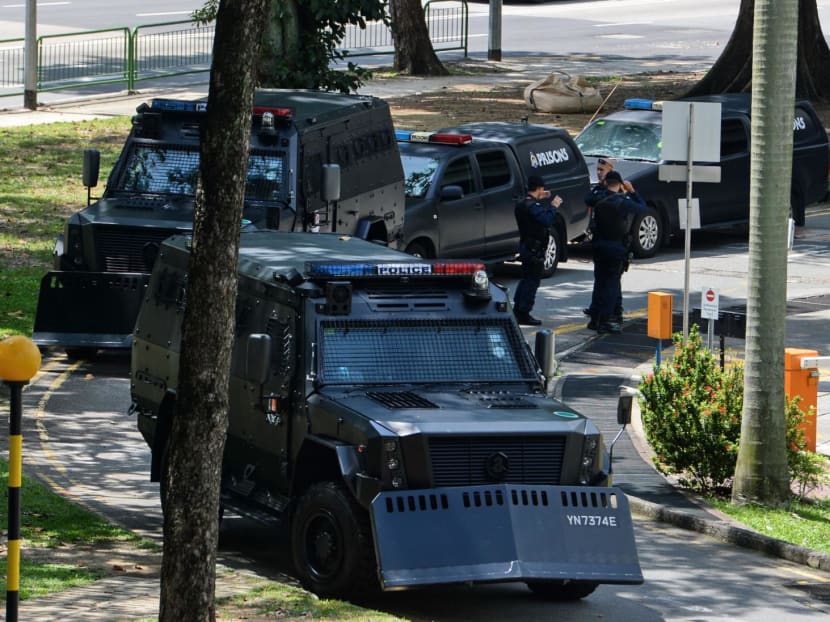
398,122 -> 591,276
576,94 -> 830,257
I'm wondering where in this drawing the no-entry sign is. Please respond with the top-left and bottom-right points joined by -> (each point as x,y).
701,288 -> 719,320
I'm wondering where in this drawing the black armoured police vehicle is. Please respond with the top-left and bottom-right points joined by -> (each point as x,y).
130,230 -> 642,600
33,90 -> 405,357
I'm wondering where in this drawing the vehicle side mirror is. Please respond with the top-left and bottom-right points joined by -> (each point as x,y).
82,149 -> 100,188
440,184 -> 464,201
245,333 -> 272,385
617,394 -> 633,426
322,163 -> 341,202
534,330 -> 556,393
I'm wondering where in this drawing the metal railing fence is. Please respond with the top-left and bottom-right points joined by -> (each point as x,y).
339,0 -> 468,57
0,2 -> 467,100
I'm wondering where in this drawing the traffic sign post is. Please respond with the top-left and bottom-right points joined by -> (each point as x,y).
701,287 -> 720,350
660,101 -> 722,342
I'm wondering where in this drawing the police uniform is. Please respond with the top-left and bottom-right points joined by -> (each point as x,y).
586,185 -> 646,333
513,193 -> 557,325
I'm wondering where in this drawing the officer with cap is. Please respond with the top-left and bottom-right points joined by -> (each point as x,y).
585,170 -> 646,333
513,175 -> 562,326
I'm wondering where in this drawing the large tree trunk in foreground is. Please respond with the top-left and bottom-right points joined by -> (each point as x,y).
158,1 -> 268,620
686,0 -> 830,100
732,0 -> 795,508
390,0 -> 449,76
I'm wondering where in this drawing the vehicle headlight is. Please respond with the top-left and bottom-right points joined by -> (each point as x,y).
579,435 -> 600,485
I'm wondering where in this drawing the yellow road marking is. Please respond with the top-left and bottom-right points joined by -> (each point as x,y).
34,360 -> 84,475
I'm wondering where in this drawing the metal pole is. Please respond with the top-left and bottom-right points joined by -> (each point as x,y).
23,0 -> 37,109
655,339 -> 662,367
682,104 -> 695,343
488,0 -> 502,61
5,381 -> 26,622
707,317 -> 714,350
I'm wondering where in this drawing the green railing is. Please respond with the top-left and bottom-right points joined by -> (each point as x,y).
339,1 -> 468,57
0,2 -> 468,99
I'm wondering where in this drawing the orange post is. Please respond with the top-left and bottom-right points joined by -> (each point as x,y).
784,348 -> 819,452
647,292 -> 673,340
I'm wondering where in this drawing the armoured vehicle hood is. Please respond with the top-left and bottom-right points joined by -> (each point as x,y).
77,196 -> 195,227
313,388 -> 596,437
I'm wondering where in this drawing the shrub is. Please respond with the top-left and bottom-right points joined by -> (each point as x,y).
639,324 -> 830,496
786,397 -> 830,499
638,325 -> 742,491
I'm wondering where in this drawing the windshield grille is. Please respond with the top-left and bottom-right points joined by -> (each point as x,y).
114,143 -> 286,201
429,436 -> 566,486
319,318 -> 536,385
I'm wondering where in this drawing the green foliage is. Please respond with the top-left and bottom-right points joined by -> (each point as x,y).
639,324 -> 830,497
786,397 -> 830,499
639,325 -> 743,491
194,0 -> 386,93
0,118 -> 128,338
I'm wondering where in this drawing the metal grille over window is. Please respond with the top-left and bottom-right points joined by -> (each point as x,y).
116,144 -> 285,200
319,319 -> 536,384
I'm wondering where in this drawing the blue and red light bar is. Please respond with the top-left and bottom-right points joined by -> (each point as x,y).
623,98 -> 664,111
395,130 -> 473,145
253,106 -> 293,119
150,98 -> 208,113
307,261 -> 486,279
148,99 -> 293,119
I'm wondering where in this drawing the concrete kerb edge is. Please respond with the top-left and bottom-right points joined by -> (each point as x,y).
628,495 -> 830,572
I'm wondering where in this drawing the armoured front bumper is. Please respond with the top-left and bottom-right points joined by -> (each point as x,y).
32,271 -> 149,349
371,484 -> 643,589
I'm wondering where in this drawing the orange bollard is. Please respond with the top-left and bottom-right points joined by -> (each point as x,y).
784,348 -> 819,452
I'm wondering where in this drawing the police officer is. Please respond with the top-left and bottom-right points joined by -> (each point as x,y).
513,175 -> 562,326
585,170 -> 646,333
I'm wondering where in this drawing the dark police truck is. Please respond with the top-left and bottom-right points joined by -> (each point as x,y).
130,230 -> 643,600
33,90 -> 405,357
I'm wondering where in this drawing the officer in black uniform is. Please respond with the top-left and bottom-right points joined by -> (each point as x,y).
585,171 -> 646,333
513,175 -> 561,326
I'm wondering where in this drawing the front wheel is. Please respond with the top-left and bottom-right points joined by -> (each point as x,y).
541,228 -> 562,278
291,481 -> 377,599
630,206 -> 662,258
526,580 -> 598,601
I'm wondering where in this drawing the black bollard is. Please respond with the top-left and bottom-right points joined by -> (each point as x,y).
5,380 -> 26,622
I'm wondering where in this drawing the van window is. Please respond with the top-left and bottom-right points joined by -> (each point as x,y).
442,156 -> 475,195
720,119 -> 748,158
476,150 -> 512,189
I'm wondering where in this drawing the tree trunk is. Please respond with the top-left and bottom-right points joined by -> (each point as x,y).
732,0 -> 795,507
158,1 -> 268,620
687,0 -> 830,99
390,0 -> 449,76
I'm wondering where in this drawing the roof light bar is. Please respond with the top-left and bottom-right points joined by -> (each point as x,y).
150,98 -> 208,113
307,261 -> 486,279
396,130 -> 473,145
253,106 -> 293,118
623,98 -> 664,111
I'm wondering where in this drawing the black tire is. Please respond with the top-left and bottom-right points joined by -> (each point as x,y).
64,347 -> 98,361
291,481 -> 377,599
630,206 -> 662,258
526,580 -> 598,601
541,228 -> 561,278
405,240 -> 434,259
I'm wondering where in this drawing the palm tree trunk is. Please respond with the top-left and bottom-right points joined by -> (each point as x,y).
731,0 -> 796,506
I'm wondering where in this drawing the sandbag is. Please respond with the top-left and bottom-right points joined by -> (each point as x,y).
524,71 -> 603,114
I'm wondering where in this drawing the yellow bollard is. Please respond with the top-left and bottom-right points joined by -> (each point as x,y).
0,335 -> 41,622
647,292 -> 673,366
